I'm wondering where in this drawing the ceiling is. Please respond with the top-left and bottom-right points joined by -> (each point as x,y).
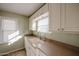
0,3 -> 44,17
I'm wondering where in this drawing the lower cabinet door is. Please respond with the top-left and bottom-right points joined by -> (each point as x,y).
30,50 -> 36,56
25,37 -> 47,56
39,50 -> 46,56
35,49 -> 40,56
26,47 -> 31,56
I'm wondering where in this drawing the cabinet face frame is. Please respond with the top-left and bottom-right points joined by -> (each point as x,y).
49,3 -> 79,32
60,3 -> 66,32
61,4 -> 79,32
25,37 -> 46,56
48,3 -> 61,32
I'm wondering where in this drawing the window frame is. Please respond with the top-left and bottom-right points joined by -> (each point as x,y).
32,12 -> 49,33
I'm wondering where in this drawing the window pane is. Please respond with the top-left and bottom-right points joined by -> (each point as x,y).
1,17 -> 18,42
37,16 -> 49,32
38,25 -> 48,32
38,17 -> 48,26
3,30 -> 16,42
32,12 -> 49,32
32,21 -> 36,30
2,20 -> 16,30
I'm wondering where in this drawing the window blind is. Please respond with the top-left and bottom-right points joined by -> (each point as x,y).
0,16 -> 18,43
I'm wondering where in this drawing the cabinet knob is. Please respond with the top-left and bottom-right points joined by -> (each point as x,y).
57,28 -> 64,31
57,28 -> 60,31
61,28 -> 64,31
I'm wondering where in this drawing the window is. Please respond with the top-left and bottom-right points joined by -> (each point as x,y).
0,16 -> 19,43
2,20 -> 16,30
32,12 -> 49,32
2,18 -> 17,42
37,17 -> 49,32
0,16 -> 22,45
32,20 -> 37,31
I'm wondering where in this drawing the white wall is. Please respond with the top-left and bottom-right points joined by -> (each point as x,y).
0,11 -> 29,55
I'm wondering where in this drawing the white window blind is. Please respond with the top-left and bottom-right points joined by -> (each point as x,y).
0,16 -> 18,43
2,20 -> 16,30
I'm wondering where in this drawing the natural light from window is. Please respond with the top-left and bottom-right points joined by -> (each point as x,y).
8,30 -> 23,45
32,12 -> 49,32
8,31 -> 19,40
0,17 -> 22,45
8,35 -> 22,45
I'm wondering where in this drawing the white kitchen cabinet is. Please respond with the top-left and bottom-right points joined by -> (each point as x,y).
49,3 -> 79,32
49,3 -> 61,31
24,37 -> 47,56
39,50 -> 46,56
29,44 -> 36,56
36,50 -> 46,56
61,4 -> 79,32
25,37 -> 35,56
26,46 -> 31,56
24,37 -> 31,56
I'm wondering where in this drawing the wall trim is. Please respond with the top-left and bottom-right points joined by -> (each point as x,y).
0,47 -> 25,56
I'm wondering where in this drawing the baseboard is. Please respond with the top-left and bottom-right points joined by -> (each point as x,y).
0,47 -> 25,56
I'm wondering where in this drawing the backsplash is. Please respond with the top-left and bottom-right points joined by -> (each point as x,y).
32,31 -> 79,47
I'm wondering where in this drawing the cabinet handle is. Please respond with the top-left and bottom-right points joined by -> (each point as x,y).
57,28 -> 60,31
57,28 -> 64,31
61,28 -> 64,31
